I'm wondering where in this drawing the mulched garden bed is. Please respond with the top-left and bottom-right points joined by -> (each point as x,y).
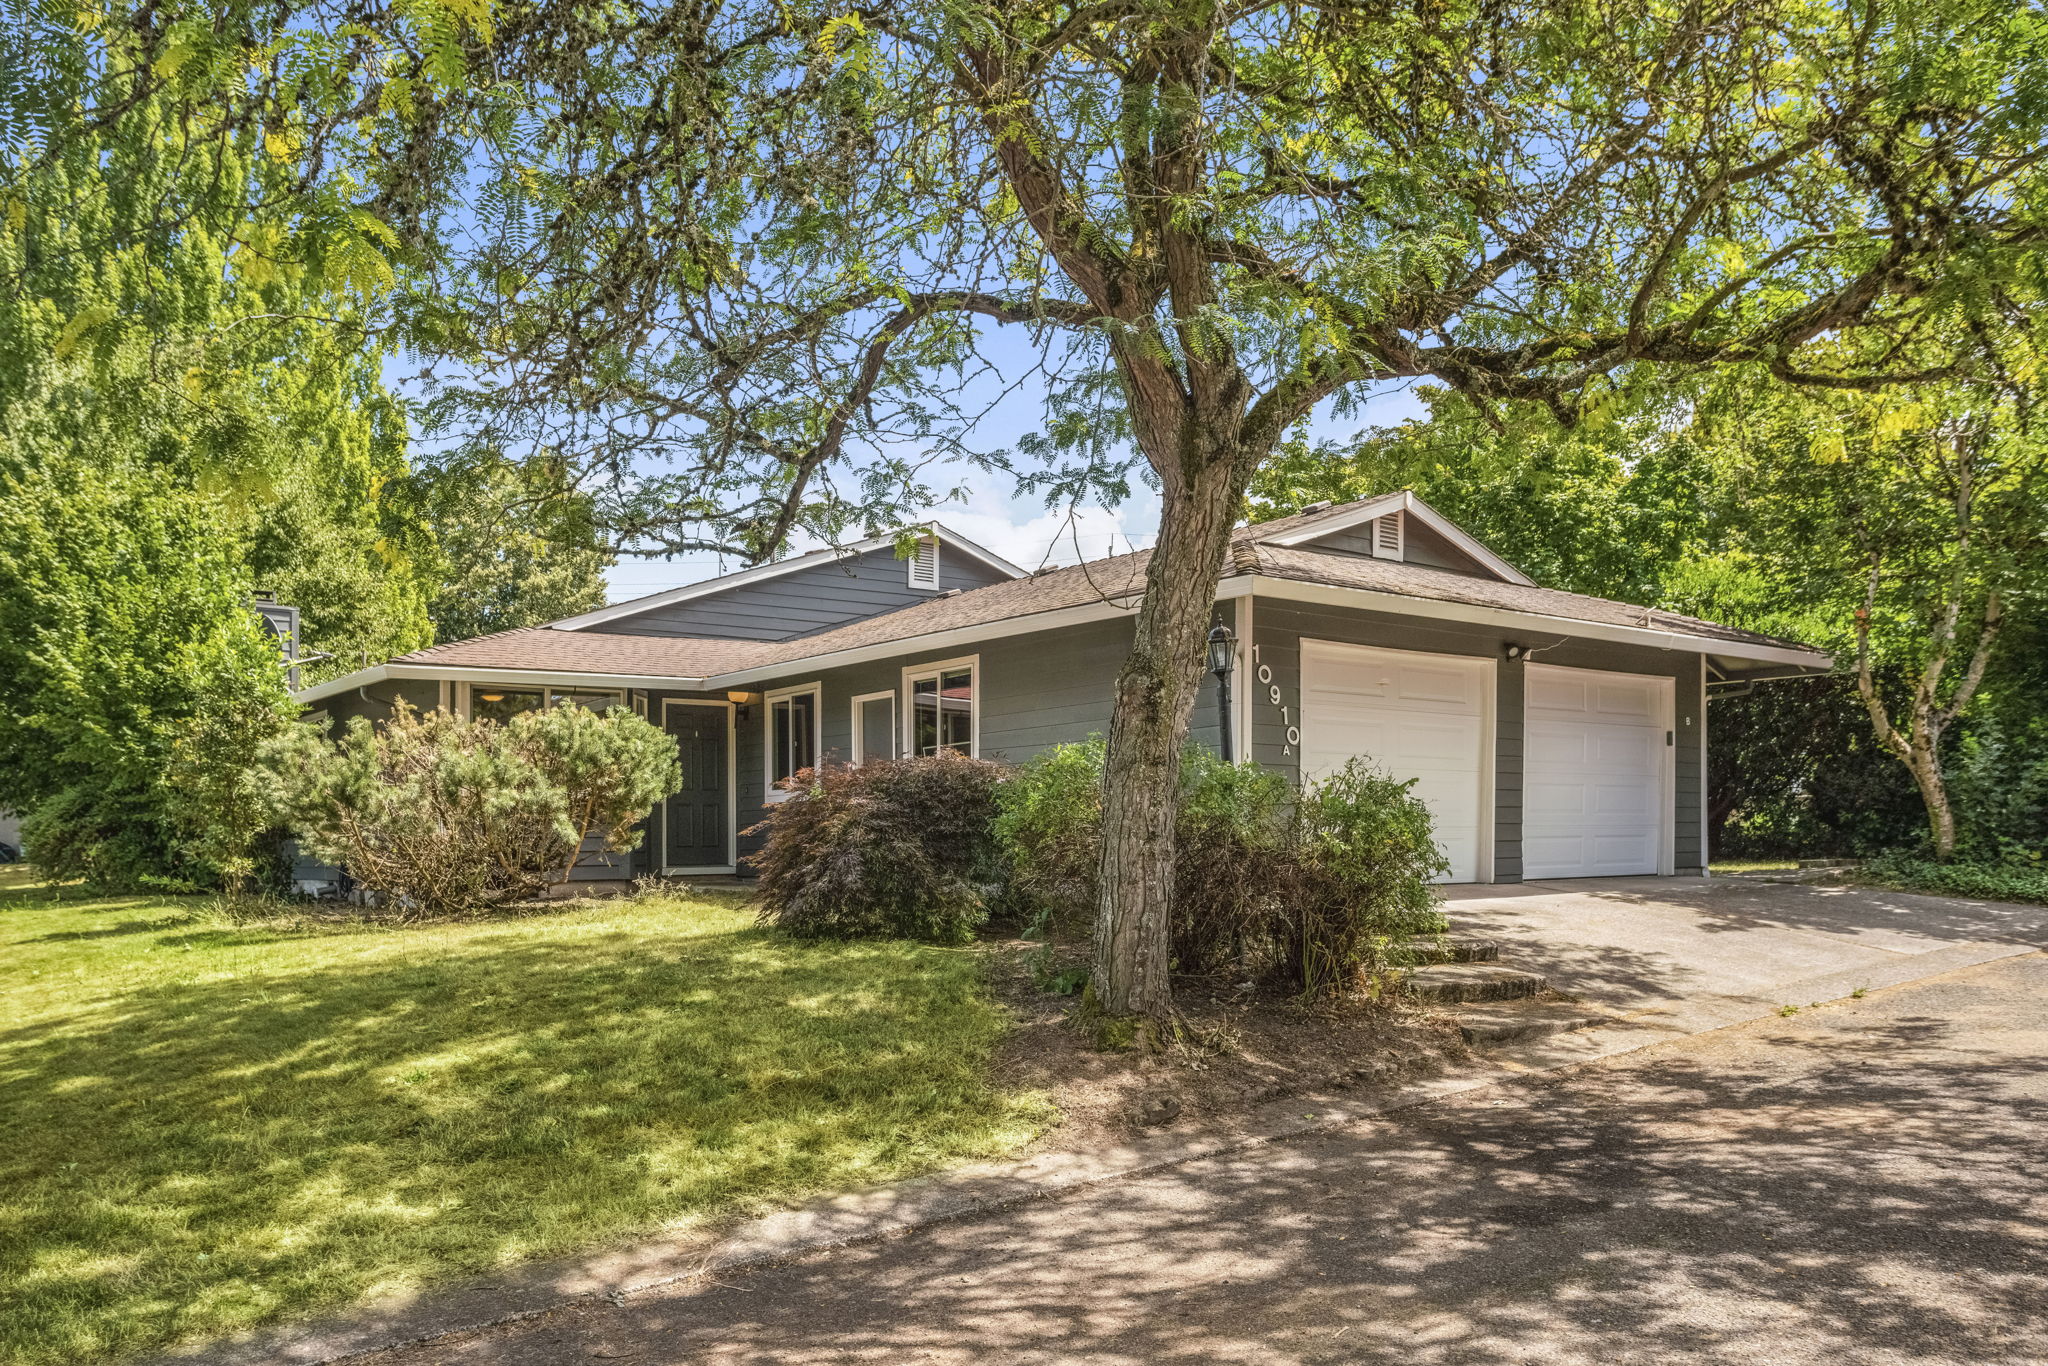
981,937 -> 1466,1150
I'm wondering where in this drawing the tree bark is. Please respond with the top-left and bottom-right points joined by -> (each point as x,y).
1088,434 -> 1249,1033
1902,740 -> 1960,858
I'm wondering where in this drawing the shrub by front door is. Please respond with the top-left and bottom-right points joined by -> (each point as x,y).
664,703 -> 729,870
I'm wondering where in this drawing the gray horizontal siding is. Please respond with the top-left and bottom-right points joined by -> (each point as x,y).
1291,516 -> 1490,577
636,595 -> 1707,883
1402,519 -> 1489,576
604,544 -> 1012,641
1251,597 -> 1705,881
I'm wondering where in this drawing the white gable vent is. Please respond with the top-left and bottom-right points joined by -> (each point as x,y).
908,536 -> 941,589
1371,512 -> 1404,560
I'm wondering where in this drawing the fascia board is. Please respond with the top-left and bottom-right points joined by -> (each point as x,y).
293,662 -> 709,704
293,665 -> 391,705
1256,494 -> 1406,547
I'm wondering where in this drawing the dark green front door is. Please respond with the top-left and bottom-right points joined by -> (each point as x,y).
664,705 -> 728,869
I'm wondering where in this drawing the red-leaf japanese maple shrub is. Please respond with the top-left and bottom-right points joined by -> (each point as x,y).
748,751 -> 1009,944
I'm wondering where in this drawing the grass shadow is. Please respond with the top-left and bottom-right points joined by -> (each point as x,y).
0,889 -> 1049,1365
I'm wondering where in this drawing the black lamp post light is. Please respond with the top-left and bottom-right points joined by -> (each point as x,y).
1206,623 -> 1237,763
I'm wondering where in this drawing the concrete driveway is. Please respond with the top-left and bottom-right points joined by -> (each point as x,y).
1440,876 -> 2041,1045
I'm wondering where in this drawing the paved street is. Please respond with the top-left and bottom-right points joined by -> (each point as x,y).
381,951 -> 2048,1366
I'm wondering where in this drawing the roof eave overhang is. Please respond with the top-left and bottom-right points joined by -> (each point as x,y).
297,573 -> 1831,705
294,662 -> 711,705
1242,576 -> 1833,671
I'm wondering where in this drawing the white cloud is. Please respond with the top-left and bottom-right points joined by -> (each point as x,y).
925,468 -> 1159,570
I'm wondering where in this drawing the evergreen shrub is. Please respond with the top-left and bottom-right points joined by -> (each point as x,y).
994,739 -> 1448,997
258,699 -> 680,917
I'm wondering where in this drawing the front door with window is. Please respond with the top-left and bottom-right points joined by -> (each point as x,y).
664,704 -> 728,869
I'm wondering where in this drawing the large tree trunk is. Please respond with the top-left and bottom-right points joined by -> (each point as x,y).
1089,440 -> 1247,1034
1903,740 -> 1959,859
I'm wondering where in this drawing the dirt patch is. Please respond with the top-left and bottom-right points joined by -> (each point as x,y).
983,939 -> 1466,1151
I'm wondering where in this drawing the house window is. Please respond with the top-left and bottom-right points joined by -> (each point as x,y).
851,690 -> 896,763
552,688 -> 625,712
466,685 -> 622,722
470,687 -> 546,723
908,536 -> 940,589
765,684 -> 821,797
905,658 -> 976,757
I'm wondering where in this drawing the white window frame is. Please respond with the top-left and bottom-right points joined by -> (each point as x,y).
763,681 -> 823,802
907,535 -> 940,589
660,698 -> 737,875
901,654 -> 980,758
849,690 -> 897,764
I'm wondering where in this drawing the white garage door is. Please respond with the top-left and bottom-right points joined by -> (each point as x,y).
1523,664 -> 1672,879
1300,640 -> 1491,883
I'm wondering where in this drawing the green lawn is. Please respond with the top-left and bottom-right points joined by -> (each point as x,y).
0,868 -> 1050,1364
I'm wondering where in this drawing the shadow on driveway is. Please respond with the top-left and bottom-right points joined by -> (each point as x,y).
379,954 -> 2048,1366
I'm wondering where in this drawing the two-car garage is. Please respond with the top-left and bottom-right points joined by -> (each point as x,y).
1297,638 -> 1675,883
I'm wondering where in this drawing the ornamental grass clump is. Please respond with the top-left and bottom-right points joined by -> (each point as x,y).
995,740 -> 1448,998
258,699 -> 681,917
748,751 -> 1009,943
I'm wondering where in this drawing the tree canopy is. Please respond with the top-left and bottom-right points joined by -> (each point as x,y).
10,0 -> 2047,1003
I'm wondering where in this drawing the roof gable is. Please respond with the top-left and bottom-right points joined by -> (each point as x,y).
548,523 -> 1026,636
1249,492 -> 1534,586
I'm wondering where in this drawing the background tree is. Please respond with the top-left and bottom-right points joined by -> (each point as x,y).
376,0 -> 2045,1031
0,73 -> 434,885
412,455 -> 614,644
1689,363 -> 2045,858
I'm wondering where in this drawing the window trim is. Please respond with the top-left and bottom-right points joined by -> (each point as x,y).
900,654 -> 980,759
849,689 -> 896,764
762,681 -> 823,802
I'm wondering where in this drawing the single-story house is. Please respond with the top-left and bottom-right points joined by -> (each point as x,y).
295,493 -> 1830,887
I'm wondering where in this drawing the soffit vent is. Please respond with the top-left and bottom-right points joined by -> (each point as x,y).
908,536 -> 941,589
1372,512 -> 1405,560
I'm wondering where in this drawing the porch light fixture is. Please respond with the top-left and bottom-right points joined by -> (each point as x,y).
478,691 -> 506,702
726,690 -> 762,706
1206,624 -> 1237,763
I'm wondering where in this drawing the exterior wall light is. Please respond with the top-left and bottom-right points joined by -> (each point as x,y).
1206,624 -> 1237,763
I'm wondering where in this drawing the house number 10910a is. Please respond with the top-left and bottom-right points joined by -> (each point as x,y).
1249,644 -> 1301,754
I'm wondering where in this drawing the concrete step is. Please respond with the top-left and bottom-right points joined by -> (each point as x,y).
1403,935 -> 1500,965
1454,999 -> 1614,1046
1403,962 -> 1547,1005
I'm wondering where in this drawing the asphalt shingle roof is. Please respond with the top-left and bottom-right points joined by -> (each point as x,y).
390,519 -> 1821,681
